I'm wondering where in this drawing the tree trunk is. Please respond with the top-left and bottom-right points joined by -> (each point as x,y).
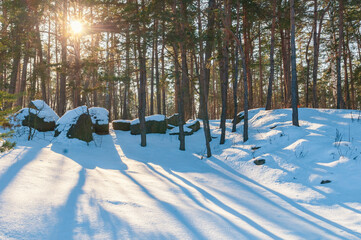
336,0 -> 345,109
290,0 -> 299,126
59,0 -> 67,115
243,3 -> 253,109
265,0 -> 277,110
219,0 -> 230,145
136,0 -> 147,147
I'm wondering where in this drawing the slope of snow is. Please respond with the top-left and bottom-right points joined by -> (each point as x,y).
0,108 -> 361,239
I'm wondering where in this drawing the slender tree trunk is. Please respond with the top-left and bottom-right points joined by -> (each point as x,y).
59,0 -> 67,115
136,0 -> 147,147
219,0 -> 230,145
232,5 -> 240,132
150,29 -> 155,115
161,4 -> 167,116
347,40 -> 355,109
265,0 -> 277,110
258,22 -> 263,107
305,29 -> 313,108
154,19 -> 161,115
18,44 -> 29,106
336,0 -> 345,109
290,0 -> 299,126
9,31 -> 21,94
243,3 -> 253,109
343,33 -> 350,109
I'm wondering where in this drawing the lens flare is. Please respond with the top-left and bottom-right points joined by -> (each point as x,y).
70,20 -> 83,34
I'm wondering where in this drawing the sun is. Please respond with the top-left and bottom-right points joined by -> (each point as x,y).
70,20 -> 83,34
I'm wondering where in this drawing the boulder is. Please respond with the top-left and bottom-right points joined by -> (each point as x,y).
169,126 -> 194,136
14,100 -> 59,132
232,112 -> 244,125
54,106 -> 93,142
130,114 -> 167,135
167,113 -> 180,126
254,159 -> 266,165
186,120 -> 200,132
113,120 -> 131,131
169,120 -> 200,136
89,107 -> 109,135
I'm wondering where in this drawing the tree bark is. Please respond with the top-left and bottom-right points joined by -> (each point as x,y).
336,0 -> 345,109
290,0 -> 299,126
59,0 -> 67,116
265,0 -> 277,111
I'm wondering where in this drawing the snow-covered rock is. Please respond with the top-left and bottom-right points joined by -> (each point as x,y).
186,119 -> 200,132
169,119 -> 200,136
112,120 -> 131,131
54,106 -> 93,142
130,114 -> 167,135
89,107 -> 109,135
13,100 -> 59,132
232,111 -> 244,124
167,113 -> 180,126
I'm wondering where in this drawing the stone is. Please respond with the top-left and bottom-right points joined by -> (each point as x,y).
89,107 -> 109,135
15,100 -> 59,132
167,113 -> 180,126
186,120 -> 200,132
130,115 -> 167,135
113,120 -> 131,131
254,159 -> 266,165
232,112 -> 244,125
54,106 -> 93,142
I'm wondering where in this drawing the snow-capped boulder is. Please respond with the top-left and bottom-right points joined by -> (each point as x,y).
232,112 -> 244,125
54,106 -> 93,142
130,114 -> 167,135
14,100 -> 59,132
89,107 -> 109,135
186,119 -> 200,132
167,113 -> 180,126
169,126 -> 194,136
112,120 -> 131,131
169,119 -> 200,136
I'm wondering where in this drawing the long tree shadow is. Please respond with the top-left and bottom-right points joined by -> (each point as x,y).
0,144 -> 45,195
113,130 -> 361,239
49,168 -> 86,240
208,156 -> 361,239
143,162 -> 282,239
47,134 -> 128,239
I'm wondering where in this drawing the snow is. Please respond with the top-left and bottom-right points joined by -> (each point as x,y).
1,108 -> 361,239
13,100 -> 59,124
131,114 -> 165,125
89,107 -> 109,125
56,106 -> 88,125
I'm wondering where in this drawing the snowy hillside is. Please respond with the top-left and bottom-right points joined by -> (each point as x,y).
0,108 -> 361,239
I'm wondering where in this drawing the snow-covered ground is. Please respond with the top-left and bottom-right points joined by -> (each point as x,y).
0,108 -> 361,240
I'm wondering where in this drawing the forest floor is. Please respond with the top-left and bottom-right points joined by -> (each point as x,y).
0,108 -> 361,240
